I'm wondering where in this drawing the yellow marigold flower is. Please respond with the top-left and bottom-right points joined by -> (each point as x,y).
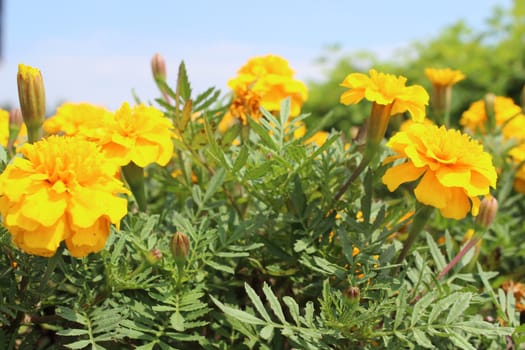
43,102 -> 114,139
100,102 -> 174,167
227,54 -> 308,123
340,69 -> 429,122
0,108 -> 27,147
399,117 -> 434,132
382,123 -> 497,219
0,136 -> 129,257
424,68 -> 465,87
509,143 -> 525,193
460,96 -> 523,136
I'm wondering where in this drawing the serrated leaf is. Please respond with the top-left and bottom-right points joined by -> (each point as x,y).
248,117 -> 278,151
450,332 -> 476,350
170,312 -> 185,332
428,293 -> 459,324
179,99 -> 193,132
412,328 -> 434,348
262,282 -> 287,324
425,232 -> 446,270
245,162 -> 272,180
176,61 -> 191,101
203,117 -> 229,168
205,260 -> 235,274
232,146 -> 249,172
454,321 -> 514,336
394,285 -> 408,330
203,167 -> 225,204
64,339 -> 91,349
283,296 -> 300,326
210,295 -> 265,325
245,283 -> 272,322
446,293 -> 472,323
304,301 -> 314,326
56,307 -> 87,325
56,329 -> 89,336
260,324 -> 274,340
411,291 -> 436,327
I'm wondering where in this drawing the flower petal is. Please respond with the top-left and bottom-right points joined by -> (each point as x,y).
382,162 -> 425,192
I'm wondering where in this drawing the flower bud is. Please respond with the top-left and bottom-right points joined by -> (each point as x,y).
343,286 -> 360,304
170,231 -> 190,266
7,108 -> 23,150
17,64 -> 45,143
151,53 -> 167,82
475,196 -> 498,229
145,248 -> 163,265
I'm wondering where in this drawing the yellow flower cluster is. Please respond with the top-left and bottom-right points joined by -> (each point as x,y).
220,54 -> 308,131
0,136 -> 129,257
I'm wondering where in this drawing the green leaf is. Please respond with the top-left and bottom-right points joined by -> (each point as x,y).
428,293 -> 459,324
278,98 -> 291,128
203,116 -> 229,168
56,329 -> 89,336
203,167 -> 225,204
56,307 -> 87,325
412,328 -> 434,349
248,116 -> 278,151
263,282 -> 287,324
449,332 -> 476,350
205,260 -> 235,274
0,146 -> 6,164
411,290 -> 437,327
260,324 -> 274,340
232,146 -> 249,172
425,232 -> 446,271
245,282 -> 272,322
245,162 -> 272,180
394,285 -> 408,330
170,312 -> 185,332
64,340 -> 91,349
304,301 -> 314,326
446,293 -> 472,323
176,61 -> 192,101
283,296 -> 300,326
210,295 -> 266,325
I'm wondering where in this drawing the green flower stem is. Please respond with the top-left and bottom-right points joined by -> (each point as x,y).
122,161 -> 147,212
396,204 -> 434,264
27,125 -> 43,144
438,235 -> 481,280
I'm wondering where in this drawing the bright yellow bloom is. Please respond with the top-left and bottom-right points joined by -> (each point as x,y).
99,103 -> 174,167
43,102 -> 114,139
509,143 -> 525,193
460,96 -> 523,136
424,68 -> 465,87
399,117 -> 434,132
0,109 -> 27,147
340,69 -> 429,122
226,54 -> 308,124
0,136 -> 129,257
382,123 -> 497,219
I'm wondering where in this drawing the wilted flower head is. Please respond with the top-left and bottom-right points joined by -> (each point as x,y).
0,136 -> 129,257
225,54 -> 308,125
340,69 -> 429,122
382,123 -> 497,219
99,102 -> 174,167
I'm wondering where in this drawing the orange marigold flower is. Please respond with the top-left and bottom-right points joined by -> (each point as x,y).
43,102 -> 114,139
99,102 -> 174,167
340,69 -> 429,122
424,68 -> 465,87
382,123 -> 497,219
460,96 -> 523,136
0,136 -> 129,257
226,54 -> 308,124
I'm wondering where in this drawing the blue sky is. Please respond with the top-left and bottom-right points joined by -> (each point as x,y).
0,0 -> 512,111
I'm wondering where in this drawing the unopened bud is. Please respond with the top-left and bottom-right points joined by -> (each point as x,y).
343,286 -> 360,304
151,53 -> 167,82
170,231 -> 190,265
8,108 -> 23,149
17,64 -> 45,143
475,196 -> 498,229
145,248 -> 163,265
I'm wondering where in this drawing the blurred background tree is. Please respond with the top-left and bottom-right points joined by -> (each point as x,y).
303,0 -> 525,132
